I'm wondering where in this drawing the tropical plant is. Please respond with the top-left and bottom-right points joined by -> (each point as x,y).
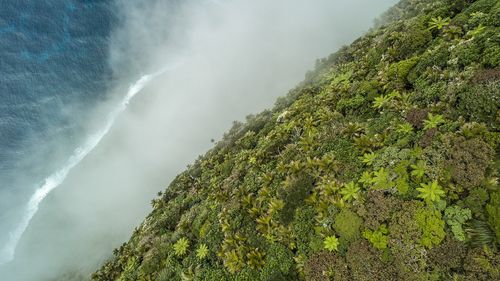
428,16 -> 450,31
371,168 -> 394,190
423,113 -> 444,130
466,220 -> 496,247
363,224 -> 389,250
372,94 -> 392,109
358,171 -> 373,187
340,181 -> 361,202
324,235 -> 340,252
466,24 -> 485,38
268,198 -> 285,215
417,181 -> 445,203
415,208 -> 446,248
246,248 -> 265,269
173,238 -> 190,257
396,122 -> 413,134
396,177 -> 410,195
91,2 -> 500,280
196,244 -> 209,260
361,152 -> 377,166
444,206 -> 472,241
223,249 -> 245,273
410,160 -> 426,179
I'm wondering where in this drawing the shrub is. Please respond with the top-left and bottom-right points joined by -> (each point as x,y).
357,191 -> 401,230
278,173 -> 315,225
486,191 -> 500,243
346,240 -> 397,281
334,209 -> 363,244
387,57 -> 419,87
428,238 -> 466,271
464,187 -> 490,218
397,20 -> 432,59
336,94 -> 367,115
453,83 -> 499,126
415,207 -> 446,248
448,136 -> 493,189
292,207 -> 317,254
389,200 -> 423,246
203,267 -> 230,281
260,243 -> 296,280
451,41 -> 481,67
406,108 -> 429,129
363,224 -> 389,250
304,251 -> 350,281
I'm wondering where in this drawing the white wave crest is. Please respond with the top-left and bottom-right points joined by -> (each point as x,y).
0,64 -> 178,265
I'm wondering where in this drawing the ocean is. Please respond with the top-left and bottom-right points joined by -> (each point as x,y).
0,0 -> 115,262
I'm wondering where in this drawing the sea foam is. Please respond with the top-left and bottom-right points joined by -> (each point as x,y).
0,64 -> 178,265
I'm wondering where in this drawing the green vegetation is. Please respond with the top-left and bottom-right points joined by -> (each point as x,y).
323,236 -> 339,252
196,244 -> 209,260
428,16 -> 450,31
417,181 -> 446,203
363,224 -> 389,250
173,238 -> 189,257
444,205 -> 472,241
93,0 -> 500,280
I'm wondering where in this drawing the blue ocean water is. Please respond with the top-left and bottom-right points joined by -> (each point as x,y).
0,0 -> 115,245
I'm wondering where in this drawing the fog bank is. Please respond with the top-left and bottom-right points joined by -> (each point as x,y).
1,0 -> 397,280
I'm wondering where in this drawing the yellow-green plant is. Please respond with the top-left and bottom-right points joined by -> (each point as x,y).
323,235 -> 339,252
246,248 -> 265,269
466,24 -> 485,38
417,181 -> 445,203
361,152 -> 377,166
371,168 -> 394,190
196,244 -> 209,260
268,198 -> 285,215
223,249 -> 244,273
423,113 -> 444,130
363,224 -> 389,250
340,181 -> 360,202
397,122 -> 414,134
358,171 -> 373,187
428,16 -> 450,31
173,238 -> 190,257
372,94 -> 392,109
410,160 -> 426,179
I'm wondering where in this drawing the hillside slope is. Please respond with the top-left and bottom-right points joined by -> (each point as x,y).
93,0 -> 500,280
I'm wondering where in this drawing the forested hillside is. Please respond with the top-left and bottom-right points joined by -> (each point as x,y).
93,0 -> 500,280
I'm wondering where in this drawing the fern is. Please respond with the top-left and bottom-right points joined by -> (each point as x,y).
428,16 -> 450,31
371,168 -> 394,190
361,152 -> 377,166
410,160 -> 426,179
423,113 -> 444,130
340,181 -> 361,202
417,181 -> 445,203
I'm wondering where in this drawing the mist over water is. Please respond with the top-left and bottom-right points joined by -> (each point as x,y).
0,0 -> 398,280
0,66 -> 180,265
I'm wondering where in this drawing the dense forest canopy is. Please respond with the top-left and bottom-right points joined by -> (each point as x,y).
93,0 -> 499,280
